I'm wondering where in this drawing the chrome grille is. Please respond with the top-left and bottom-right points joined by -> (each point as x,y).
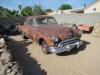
58,38 -> 78,47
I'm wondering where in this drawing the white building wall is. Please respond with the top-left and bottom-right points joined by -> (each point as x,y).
47,10 -> 72,15
84,1 -> 100,13
53,13 -> 100,25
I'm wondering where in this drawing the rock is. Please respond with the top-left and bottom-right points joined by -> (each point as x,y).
0,62 -> 23,75
0,38 -> 5,44
0,38 -> 5,52
0,62 -> 12,75
7,62 -> 23,75
0,52 -> 12,65
0,37 -> 23,75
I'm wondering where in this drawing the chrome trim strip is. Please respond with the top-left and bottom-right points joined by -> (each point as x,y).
49,40 -> 83,54
58,38 -> 78,47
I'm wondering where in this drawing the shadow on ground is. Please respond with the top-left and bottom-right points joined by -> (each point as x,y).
7,38 -> 47,75
57,40 -> 90,56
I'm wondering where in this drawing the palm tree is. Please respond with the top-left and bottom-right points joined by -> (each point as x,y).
18,5 -> 22,11
18,5 -> 22,16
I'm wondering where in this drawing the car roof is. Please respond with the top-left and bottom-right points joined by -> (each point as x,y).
27,15 -> 53,19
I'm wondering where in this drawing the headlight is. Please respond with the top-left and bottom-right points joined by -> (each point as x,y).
66,45 -> 70,49
52,36 -> 59,42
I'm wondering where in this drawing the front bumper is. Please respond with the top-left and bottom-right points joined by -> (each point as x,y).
49,40 -> 82,54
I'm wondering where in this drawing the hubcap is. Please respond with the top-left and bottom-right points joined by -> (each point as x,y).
42,42 -> 49,54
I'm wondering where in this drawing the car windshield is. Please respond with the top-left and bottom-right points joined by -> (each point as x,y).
36,17 -> 57,25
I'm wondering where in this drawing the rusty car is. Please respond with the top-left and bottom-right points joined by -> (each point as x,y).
18,15 -> 82,54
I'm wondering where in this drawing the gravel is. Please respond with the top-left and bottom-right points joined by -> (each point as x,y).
7,34 -> 100,75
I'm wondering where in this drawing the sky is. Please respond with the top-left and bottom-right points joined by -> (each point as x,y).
0,0 -> 96,10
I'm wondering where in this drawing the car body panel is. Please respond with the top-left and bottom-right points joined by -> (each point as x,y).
18,15 -> 82,53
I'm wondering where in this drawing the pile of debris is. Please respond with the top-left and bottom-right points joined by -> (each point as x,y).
0,36 -> 23,75
91,23 -> 100,37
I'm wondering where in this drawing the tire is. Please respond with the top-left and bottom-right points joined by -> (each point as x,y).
41,41 -> 49,54
22,33 -> 28,39
23,35 -> 28,39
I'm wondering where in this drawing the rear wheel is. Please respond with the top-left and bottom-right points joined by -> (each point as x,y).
22,32 -> 28,39
23,35 -> 28,39
41,41 -> 49,54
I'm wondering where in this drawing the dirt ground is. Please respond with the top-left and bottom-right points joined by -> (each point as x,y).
7,34 -> 100,75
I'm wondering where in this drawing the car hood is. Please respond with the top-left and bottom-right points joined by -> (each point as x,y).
33,25 -> 74,40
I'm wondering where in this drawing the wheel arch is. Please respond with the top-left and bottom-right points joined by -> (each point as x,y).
38,38 -> 45,45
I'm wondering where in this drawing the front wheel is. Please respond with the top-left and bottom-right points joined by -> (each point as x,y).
41,41 -> 50,54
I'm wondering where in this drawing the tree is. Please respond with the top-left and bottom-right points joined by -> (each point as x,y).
0,6 -> 18,17
18,5 -> 22,11
33,5 -> 46,15
45,9 -> 53,12
18,5 -> 22,16
12,10 -> 19,16
58,4 -> 72,10
21,6 -> 34,16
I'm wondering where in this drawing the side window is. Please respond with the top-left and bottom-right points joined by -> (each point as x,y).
28,19 -> 33,25
47,17 -> 57,24
26,19 -> 36,25
33,19 -> 36,25
36,18 -> 48,24
24,19 -> 29,25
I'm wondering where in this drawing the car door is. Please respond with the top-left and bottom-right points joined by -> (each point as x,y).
27,18 -> 36,40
